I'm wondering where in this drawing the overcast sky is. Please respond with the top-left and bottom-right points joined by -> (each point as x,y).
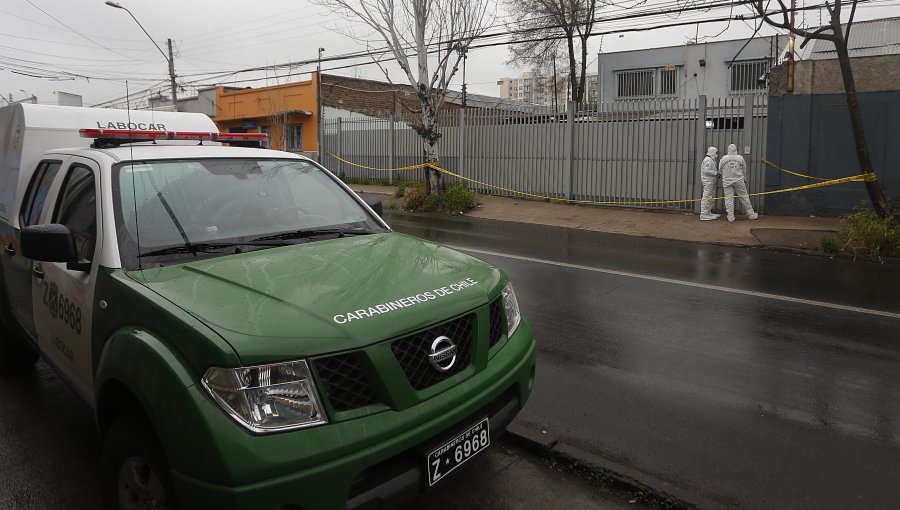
1,0 -> 896,108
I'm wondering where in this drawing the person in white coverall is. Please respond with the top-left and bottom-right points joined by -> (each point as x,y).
718,144 -> 759,222
699,146 -> 720,220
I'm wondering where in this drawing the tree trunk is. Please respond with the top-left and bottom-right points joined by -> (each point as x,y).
566,32 -> 578,102
421,97 -> 444,195
425,137 -> 443,194
834,38 -> 890,217
578,35 -> 589,103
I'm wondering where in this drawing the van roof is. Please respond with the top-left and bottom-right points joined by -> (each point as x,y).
49,144 -> 310,163
17,104 -> 217,133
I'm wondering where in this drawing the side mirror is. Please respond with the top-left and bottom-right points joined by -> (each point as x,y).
364,196 -> 383,217
21,224 -> 89,271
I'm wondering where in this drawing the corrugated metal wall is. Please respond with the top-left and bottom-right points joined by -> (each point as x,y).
323,94 -> 767,212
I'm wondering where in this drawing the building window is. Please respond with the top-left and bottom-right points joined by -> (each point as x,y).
286,124 -> 302,151
616,69 -> 654,97
660,68 -> 678,95
730,60 -> 769,92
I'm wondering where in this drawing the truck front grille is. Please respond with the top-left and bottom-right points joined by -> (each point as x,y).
314,353 -> 379,412
391,314 -> 474,390
489,297 -> 504,347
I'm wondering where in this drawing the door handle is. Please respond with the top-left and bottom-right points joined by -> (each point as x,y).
4,244 -> 13,256
32,266 -> 44,279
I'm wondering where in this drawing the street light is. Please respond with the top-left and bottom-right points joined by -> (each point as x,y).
105,1 -> 178,111
19,89 -> 36,104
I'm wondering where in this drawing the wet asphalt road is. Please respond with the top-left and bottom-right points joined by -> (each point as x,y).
385,211 -> 900,510
3,211 -> 899,509
0,362 -> 641,510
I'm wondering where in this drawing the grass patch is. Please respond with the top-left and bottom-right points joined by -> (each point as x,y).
338,174 -> 392,187
394,179 -> 418,198
402,183 -> 479,215
820,235 -> 841,254
840,211 -> 900,260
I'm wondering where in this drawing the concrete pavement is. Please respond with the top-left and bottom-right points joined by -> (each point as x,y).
352,184 -> 842,253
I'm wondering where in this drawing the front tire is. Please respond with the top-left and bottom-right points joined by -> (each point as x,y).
102,414 -> 178,510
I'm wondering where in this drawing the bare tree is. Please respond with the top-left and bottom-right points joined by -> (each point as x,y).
506,0 -> 599,104
263,89 -> 289,151
752,0 -> 889,217
316,0 -> 492,194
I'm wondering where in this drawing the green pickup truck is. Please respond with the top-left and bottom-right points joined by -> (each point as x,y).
0,104 -> 536,510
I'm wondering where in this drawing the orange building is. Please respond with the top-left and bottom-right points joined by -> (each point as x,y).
213,75 -> 319,155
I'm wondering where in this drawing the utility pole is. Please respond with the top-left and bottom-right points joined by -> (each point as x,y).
317,47 -> 325,163
167,38 -> 178,111
461,48 -> 468,108
788,0 -> 796,92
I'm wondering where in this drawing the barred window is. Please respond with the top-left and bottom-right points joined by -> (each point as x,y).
730,60 -> 769,91
616,69 -> 654,97
286,124 -> 303,151
260,125 -> 271,149
660,68 -> 677,95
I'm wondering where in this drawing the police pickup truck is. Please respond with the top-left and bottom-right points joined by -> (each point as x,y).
0,104 -> 536,510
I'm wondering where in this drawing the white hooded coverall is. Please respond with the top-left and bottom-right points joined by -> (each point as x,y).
699,147 -> 719,220
718,144 -> 758,221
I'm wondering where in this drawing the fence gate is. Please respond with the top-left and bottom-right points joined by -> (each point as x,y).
322,95 -> 767,213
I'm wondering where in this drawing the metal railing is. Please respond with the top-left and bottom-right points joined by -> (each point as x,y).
322,94 -> 767,212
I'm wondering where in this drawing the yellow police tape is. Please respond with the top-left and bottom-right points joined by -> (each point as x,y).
327,152 -> 876,206
327,152 -> 428,172
760,158 -> 831,181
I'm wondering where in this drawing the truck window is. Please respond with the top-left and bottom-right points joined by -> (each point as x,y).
113,158 -> 386,268
53,165 -> 97,262
19,161 -> 62,227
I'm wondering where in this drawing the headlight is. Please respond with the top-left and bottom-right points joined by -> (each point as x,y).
202,360 -> 327,433
502,282 -> 521,336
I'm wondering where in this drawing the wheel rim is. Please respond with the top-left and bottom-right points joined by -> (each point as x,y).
118,456 -> 169,510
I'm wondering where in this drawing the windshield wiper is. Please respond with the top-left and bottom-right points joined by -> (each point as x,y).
250,227 -> 374,242
138,241 -> 290,258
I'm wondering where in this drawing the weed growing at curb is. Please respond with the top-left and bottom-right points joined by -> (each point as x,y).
820,235 -> 841,254
394,179 -> 417,198
402,183 -> 479,215
840,211 -> 900,260
546,451 -> 689,509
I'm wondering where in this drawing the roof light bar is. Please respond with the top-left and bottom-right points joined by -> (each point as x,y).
214,133 -> 269,142
78,129 -> 268,143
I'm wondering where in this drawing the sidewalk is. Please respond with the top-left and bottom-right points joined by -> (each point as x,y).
351,184 -> 841,252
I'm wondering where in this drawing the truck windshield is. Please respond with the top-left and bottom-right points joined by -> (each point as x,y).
113,158 -> 385,267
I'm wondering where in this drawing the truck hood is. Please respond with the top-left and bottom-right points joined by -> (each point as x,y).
138,233 -> 502,364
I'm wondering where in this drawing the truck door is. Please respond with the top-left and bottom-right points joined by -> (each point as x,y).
2,160 -> 62,339
32,158 -> 100,402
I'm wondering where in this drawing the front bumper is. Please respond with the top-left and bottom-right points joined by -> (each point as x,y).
170,322 -> 536,510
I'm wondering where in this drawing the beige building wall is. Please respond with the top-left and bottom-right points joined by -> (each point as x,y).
769,55 -> 900,96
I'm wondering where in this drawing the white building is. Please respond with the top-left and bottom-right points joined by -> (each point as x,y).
596,36 -> 781,101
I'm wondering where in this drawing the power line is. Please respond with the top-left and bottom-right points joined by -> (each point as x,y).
21,0 -> 138,61
183,0 -> 881,89
18,0 -> 893,104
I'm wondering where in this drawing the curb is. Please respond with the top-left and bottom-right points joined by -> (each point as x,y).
750,244 -> 900,265
504,422 -> 728,510
376,204 -> 900,266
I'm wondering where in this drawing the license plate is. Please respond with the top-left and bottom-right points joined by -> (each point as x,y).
426,417 -> 490,486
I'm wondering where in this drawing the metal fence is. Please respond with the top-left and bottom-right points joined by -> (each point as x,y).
322,94 -> 767,212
